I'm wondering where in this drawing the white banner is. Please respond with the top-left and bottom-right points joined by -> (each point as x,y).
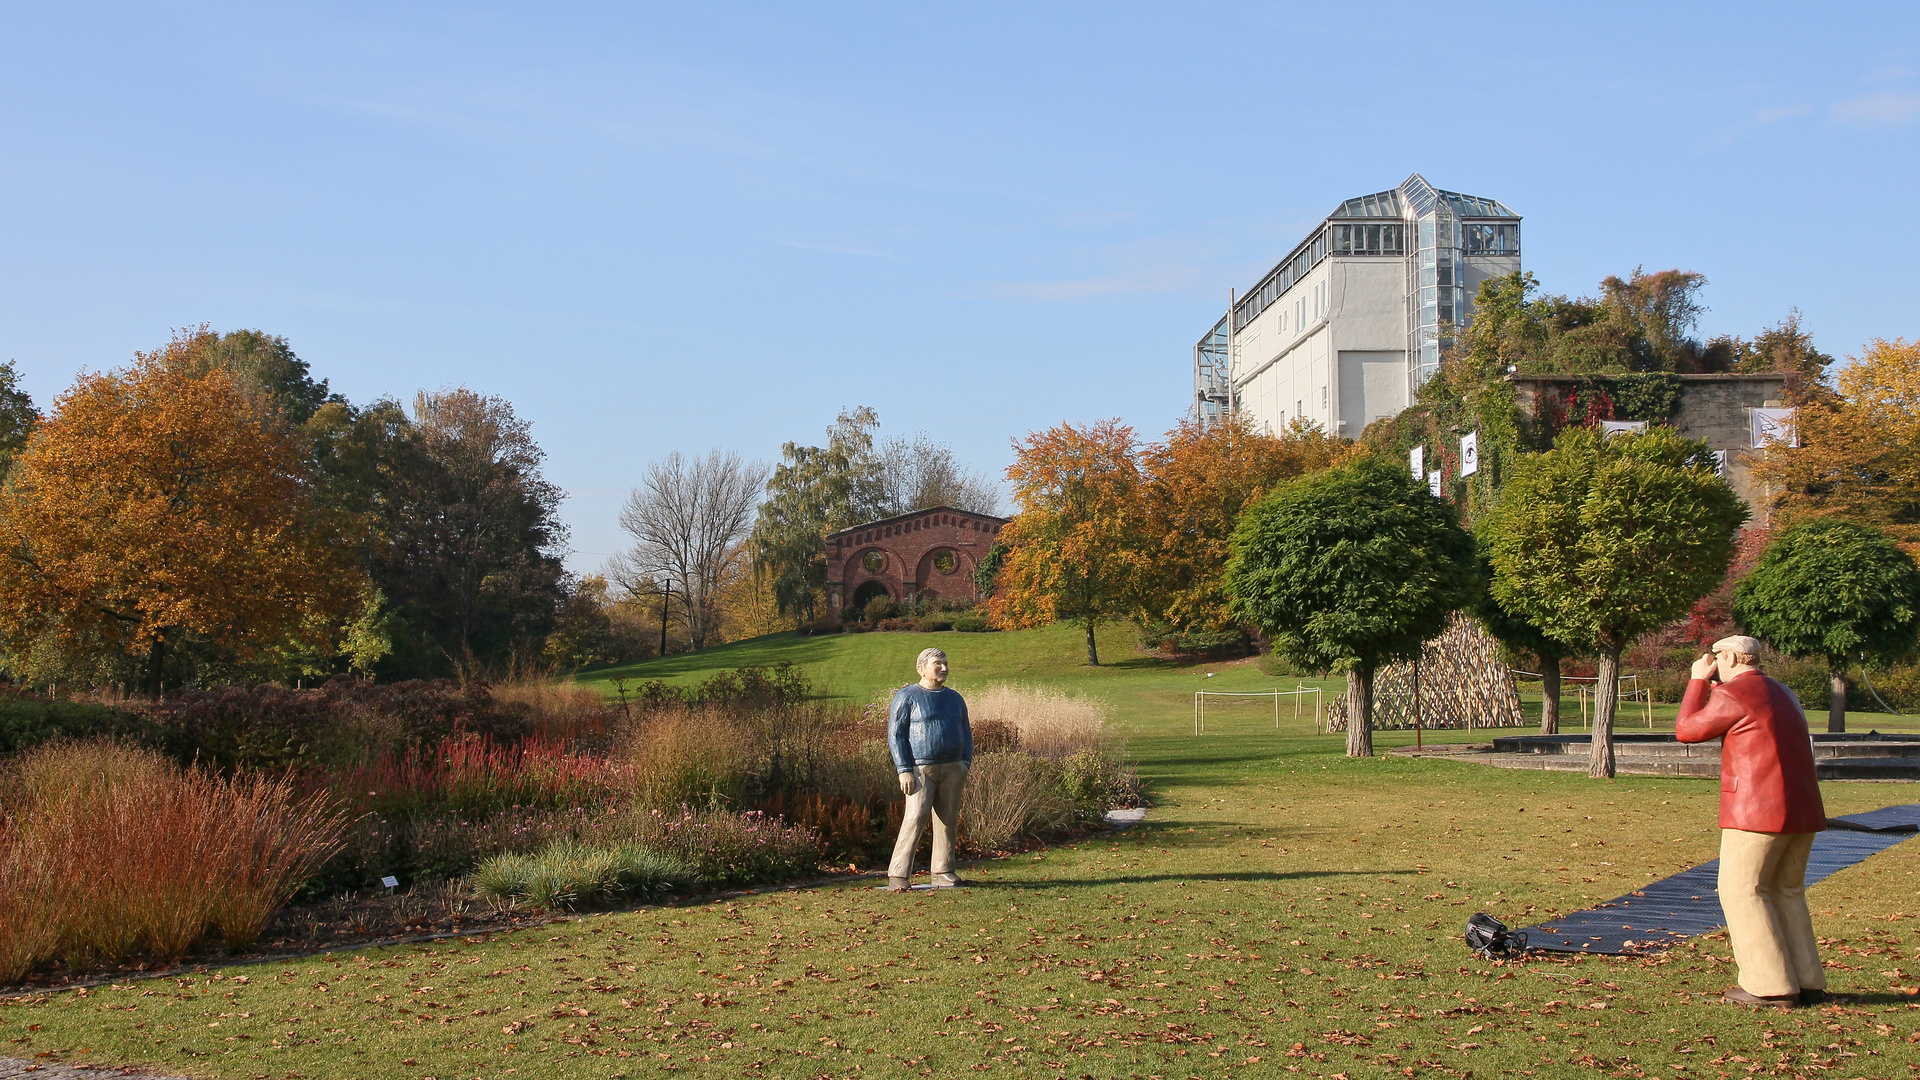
1409,445 -> 1424,482
1428,469 -> 1443,497
1713,450 -> 1728,476
1598,419 -> 1647,436
1750,407 -> 1796,448
1459,431 -> 1479,477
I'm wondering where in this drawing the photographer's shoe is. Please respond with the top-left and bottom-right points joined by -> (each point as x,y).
1797,988 -> 1829,1007
886,877 -> 911,892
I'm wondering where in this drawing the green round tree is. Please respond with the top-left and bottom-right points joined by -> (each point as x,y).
1733,518 -> 1920,732
1474,549 -> 1581,735
1484,426 -> 1746,777
1225,455 -> 1480,757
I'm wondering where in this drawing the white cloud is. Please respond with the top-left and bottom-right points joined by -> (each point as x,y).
1832,89 -> 1920,127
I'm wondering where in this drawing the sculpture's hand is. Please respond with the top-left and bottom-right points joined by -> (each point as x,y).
899,771 -> 919,797
1691,652 -> 1717,682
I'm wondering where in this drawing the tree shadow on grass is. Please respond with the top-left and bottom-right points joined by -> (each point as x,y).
1827,991 -> 1920,1006
957,869 -> 1424,890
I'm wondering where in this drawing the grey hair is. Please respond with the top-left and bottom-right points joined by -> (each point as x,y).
916,647 -> 947,670
1713,635 -> 1763,665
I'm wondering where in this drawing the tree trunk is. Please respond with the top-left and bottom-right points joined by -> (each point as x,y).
1589,648 -> 1620,778
1346,662 -> 1374,758
1084,620 -> 1100,667
142,632 -> 167,700
1829,658 -> 1847,733
1540,652 -> 1562,735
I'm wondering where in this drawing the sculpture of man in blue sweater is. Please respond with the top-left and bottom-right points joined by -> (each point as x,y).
887,647 -> 973,891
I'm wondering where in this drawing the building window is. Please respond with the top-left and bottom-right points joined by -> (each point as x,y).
1331,223 -> 1406,256
862,549 -> 886,574
932,550 -> 957,574
1461,223 -> 1520,255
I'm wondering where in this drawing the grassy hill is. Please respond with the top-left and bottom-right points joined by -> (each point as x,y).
577,622 -> 1341,734
576,621 -> 1914,737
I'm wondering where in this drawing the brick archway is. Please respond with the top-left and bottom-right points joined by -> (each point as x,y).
824,506 -> 1009,615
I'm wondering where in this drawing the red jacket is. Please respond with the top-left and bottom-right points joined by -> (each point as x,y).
1675,671 -> 1825,834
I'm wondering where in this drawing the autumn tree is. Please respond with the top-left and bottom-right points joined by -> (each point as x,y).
1734,519 -> 1920,732
0,357 -> 361,695
1225,455 -> 1478,756
1484,427 -> 1745,777
987,420 -> 1142,666
1132,415 -> 1347,652
1752,338 -> 1920,552
1723,310 -> 1836,402
143,324 -> 339,424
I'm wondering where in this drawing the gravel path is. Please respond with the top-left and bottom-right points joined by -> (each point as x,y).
0,1058 -> 190,1078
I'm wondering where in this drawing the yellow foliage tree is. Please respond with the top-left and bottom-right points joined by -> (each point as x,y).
0,355 -> 362,694
985,419 -> 1143,666
1133,415 -> 1351,650
1752,338 -> 1920,552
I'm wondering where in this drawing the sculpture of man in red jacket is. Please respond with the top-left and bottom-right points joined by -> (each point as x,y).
1676,635 -> 1827,1008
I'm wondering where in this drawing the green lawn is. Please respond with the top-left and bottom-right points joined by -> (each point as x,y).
7,627 -> 1920,1079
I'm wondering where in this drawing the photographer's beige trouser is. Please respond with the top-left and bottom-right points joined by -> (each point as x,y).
1718,829 -> 1824,998
889,761 -> 968,885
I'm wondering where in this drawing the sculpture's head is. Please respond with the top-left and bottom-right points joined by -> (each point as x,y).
1711,635 -> 1762,682
917,647 -> 949,688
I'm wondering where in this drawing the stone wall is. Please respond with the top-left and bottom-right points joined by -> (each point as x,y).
1509,373 -> 1791,509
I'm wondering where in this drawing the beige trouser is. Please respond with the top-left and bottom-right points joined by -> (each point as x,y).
889,761 -> 968,884
1718,829 -> 1825,998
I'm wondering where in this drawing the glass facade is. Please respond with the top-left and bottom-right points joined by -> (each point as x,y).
1462,222 -> 1519,255
1331,223 -> 1405,256
1233,228 -> 1328,332
1193,313 -> 1233,422
1400,174 -> 1520,393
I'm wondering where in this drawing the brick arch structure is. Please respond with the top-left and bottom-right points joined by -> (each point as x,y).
824,505 -> 1009,615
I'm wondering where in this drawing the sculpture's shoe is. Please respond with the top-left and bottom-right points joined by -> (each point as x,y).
1721,987 -> 1796,1008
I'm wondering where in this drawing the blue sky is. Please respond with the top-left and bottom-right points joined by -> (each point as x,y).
3,2 -> 1916,569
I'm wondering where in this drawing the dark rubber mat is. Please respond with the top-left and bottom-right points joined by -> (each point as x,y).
1518,804 -> 1920,955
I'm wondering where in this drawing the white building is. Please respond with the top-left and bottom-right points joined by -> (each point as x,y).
1193,174 -> 1520,437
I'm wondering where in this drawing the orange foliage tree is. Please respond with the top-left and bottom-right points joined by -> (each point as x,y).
0,355 -> 362,694
985,420 -> 1143,666
1752,338 -> 1920,552
1133,416 -> 1350,651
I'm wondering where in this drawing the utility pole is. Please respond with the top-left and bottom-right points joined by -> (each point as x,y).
659,577 -> 672,657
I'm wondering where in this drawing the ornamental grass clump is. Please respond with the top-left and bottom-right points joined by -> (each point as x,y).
970,684 -> 1115,759
470,840 -> 694,911
0,740 -> 345,981
958,751 -> 1076,853
615,807 -> 820,887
